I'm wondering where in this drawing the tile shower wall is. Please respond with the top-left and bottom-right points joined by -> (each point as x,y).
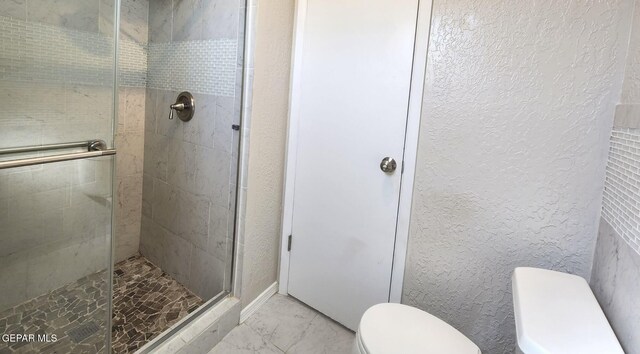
147,39 -> 237,96
0,16 -> 112,85
0,1 -> 117,310
600,0 -> 640,257
591,219 -> 640,354
602,127 -> 640,253
591,1 -> 640,352
139,0 -> 243,300
113,0 -> 149,262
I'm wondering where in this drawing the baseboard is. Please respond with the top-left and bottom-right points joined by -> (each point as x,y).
240,282 -> 278,323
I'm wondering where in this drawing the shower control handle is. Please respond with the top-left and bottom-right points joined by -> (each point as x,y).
168,103 -> 184,120
170,103 -> 185,111
380,157 -> 397,173
168,92 -> 195,122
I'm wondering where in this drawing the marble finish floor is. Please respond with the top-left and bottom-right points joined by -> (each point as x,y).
209,295 -> 355,354
0,255 -> 203,354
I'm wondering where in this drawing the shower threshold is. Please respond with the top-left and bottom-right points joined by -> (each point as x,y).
0,255 -> 203,353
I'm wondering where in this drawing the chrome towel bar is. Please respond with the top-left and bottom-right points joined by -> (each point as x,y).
0,140 -> 106,155
0,149 -> 116,170
0,139 -> 116,169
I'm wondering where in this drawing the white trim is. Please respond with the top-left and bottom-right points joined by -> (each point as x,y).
389,0 -> 434,302
277,0 -> 307,295
233,0 -> 258,298
240,282 -> 278,323
278,0 -> 435,303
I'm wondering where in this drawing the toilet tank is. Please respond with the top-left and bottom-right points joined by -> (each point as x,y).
511,267 -> 624,354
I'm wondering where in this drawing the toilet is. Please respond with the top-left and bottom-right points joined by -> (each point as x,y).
353,303 -> 481,354
512,267 -> 624,354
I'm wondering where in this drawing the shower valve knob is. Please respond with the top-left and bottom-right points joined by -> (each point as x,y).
168,92 -> 195,122
170,103 -> 185,111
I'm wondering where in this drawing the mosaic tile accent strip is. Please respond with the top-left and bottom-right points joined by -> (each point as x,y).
0,255 -> 203,354
0,15 -> 111,85
602,128 -> 640,255
111,255 -> 203,353
119,39 -> 148,88
0,16 -> 147,88
0,15 -> 236,93
147,39 -> 237,97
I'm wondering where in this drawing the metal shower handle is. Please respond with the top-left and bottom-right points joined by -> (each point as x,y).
168,92 -> 195,121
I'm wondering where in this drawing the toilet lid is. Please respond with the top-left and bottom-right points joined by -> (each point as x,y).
358,304 -> 481,354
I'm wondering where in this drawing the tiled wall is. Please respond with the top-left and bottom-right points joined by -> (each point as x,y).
591,1 -> 640,353
139,0 -> 243,300
602,127 -> 640,253
0,4 -> 146,88
0,0 -> 241,311
114,86 -> 146,262
0,0 -> 151,309
0,1 -> 117,310
591,219 -> 640,354
594,118 -> 640,353
0,16 -> 112,85
119,39 -> 148,87
147,39 -> 237,96
144,0 -> 240,98
113,0 -> 149,262
593,132 -> 639,354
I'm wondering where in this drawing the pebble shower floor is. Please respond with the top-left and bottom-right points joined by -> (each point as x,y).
0,255 -> 203,353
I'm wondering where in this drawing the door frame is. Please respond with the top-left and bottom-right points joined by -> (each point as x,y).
278,0 -> 435,303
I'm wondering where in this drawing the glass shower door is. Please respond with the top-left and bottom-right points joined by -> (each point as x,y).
0,1 -> 117,352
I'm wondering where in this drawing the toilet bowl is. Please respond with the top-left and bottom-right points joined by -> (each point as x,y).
352,303 -> 481,354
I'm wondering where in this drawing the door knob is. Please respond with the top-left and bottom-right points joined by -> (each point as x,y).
380,157 -> 397,173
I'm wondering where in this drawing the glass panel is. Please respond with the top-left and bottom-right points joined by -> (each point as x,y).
139,0 -> 245,307
116,0 -> 246,349
0,0 -> 116,352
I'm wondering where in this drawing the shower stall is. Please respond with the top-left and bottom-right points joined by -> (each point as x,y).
0,0 -> 245,352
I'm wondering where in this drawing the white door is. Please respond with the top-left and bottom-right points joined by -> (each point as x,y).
287,0 -> 420,330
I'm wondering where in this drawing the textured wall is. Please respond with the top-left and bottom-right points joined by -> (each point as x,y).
241,0 -> 295,308
403,1 -> 633,353
622,0 -> 640,104
139,0 -> 244,300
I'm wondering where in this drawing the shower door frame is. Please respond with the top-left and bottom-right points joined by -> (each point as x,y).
128,0 -> 251,350
106,0 -> 122,351
278,0 -> 435,303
